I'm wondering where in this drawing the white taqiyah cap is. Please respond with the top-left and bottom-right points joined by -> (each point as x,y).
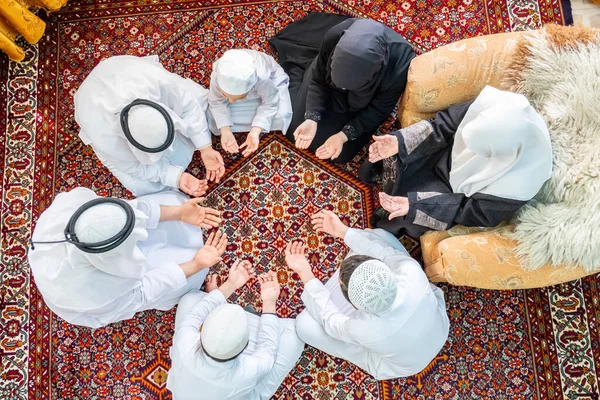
73,203 -> 128,243
216,50 -> 257,96
348,260 -> 398,314
202,304 -> 249,360
126,105 -> 169,149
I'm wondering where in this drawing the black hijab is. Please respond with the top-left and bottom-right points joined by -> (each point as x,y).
329,19 -> 388,111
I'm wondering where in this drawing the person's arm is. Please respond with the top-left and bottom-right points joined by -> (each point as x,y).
343,228 -> 417,268
300,278 -> 363,343
173,290 -> 228,359
251,81 -> 280,132
391,100 -> 474,165
239,314 -> 281,380
304,22 -> 350,121
97,149 -> 183,190
342,83 -> 405,141
167,75 -> 213,150
403,191 -> 527,231
207,68 -> 234,132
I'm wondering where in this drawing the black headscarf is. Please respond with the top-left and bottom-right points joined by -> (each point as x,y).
329,19 -> 388,111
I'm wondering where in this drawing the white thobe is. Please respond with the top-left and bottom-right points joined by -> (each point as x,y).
167,290 -> 304,400
28,188 -> 209,328
74,55 -> 213,196
208,49 -> 293,135
296,228 -> 450,380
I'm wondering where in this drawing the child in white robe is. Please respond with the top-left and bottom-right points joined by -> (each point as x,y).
28,187 -> 224,328
167,264 -> 304,400
286,210 -> 450,380
208,49 -> 293,157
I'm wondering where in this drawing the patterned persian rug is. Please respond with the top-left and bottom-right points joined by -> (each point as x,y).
2,0 -> 595,399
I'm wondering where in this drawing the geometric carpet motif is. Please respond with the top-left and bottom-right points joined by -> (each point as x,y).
2,0 -> 595,399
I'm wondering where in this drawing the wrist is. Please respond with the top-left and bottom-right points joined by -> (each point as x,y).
336,225 -> 349,239
159,205 -> 183,222
337,132 -> 348,143
262,301 -> 277,314
200,146 -> 214,155
299,270 -> 315,284
179,259 -> 201,278
218,280 -> 237,299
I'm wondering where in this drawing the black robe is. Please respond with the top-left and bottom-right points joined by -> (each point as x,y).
269,13 -> 415,163
359,101 -> 527,238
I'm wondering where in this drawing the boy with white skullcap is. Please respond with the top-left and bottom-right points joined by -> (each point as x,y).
28,187 -> 225,328
208,49 -> 293,157
167,264 -> 304,400
75,55 -> 226,197
284,210 -> 449,380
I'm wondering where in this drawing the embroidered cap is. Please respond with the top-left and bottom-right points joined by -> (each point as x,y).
348,260 -> 397,314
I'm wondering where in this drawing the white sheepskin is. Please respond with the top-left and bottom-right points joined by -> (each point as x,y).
508,29 -> 600,272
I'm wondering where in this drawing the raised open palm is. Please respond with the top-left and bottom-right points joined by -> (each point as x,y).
379,192 -> 410,219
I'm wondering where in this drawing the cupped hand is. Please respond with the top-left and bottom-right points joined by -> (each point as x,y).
284,241 -> 312,276
200,147 -> 226,183
293,120 -> 318,150
178,172 -> 208,197
221,128 -> 239,154
369,135 -> 399,163
226,259 -> 256,289
311,209 -> 348,239
240,127 -> 261,157
379,192 -> 410,219
316,132 -> 347,160
193,230 -> 228,269
180,198 -> 222,229
259,270 -> 281,304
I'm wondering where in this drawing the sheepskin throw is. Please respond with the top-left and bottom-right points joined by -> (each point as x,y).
502,24 -> 600,272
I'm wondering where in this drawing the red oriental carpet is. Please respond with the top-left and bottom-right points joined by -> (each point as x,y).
3,1 -> 599,400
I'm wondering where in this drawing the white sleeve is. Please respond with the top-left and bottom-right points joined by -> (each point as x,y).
95,148 -> 182,189
251,80 -> 279,132
164,76 -> 213,150
131,197 -> 161,230
130,262 -> 187,310
300,279 -> 363,344
343,228 -> 418,269
239,314 -> 280,380
173,290 -> 227,360
207,69 -> 233,130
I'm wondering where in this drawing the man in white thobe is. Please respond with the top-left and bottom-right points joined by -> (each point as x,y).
167,264 -> 304,400
74,55 -> 226,197
28,187 -> 225,328
208,49 -> 293,157
285,210 -> 450,380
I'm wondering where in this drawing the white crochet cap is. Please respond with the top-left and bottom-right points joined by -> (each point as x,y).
126,105 -> 169,149
216,50 -> 257,96
202,304 -> 249,360
73,203 -> 127,243
348,260 -> 398,314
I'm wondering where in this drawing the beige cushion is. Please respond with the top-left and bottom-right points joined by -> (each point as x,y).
398,31 -> 523,127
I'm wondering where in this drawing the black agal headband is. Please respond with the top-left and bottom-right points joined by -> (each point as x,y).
30,198 -> 135,254
120,99 -> 175,153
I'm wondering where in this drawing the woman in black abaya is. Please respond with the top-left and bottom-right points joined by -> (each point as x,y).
269,13 -> 415,164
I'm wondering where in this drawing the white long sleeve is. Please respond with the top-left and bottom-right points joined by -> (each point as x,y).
208,73 -> 233,130
239,314 -> 280,380
95,146 -> 182,189
130,262 -> 187,311
161,75 -> 213,150
301,279 -> 363,343
251,80 -> 279,132
343,228 -> 419,271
